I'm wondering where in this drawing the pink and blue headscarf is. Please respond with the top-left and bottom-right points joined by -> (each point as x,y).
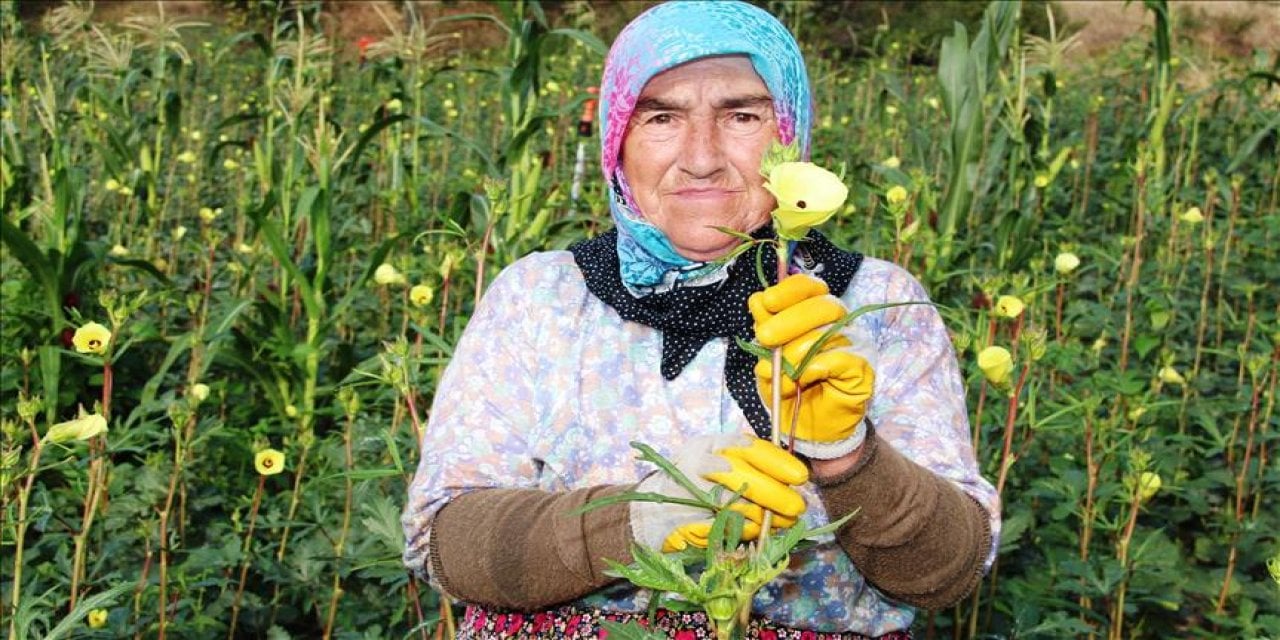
600,0 -> 813,293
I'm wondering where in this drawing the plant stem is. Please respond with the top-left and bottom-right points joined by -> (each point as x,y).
229,475 -> 266,639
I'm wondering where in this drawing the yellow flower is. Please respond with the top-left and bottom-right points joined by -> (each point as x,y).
1180,206 -> 1203,224
977,346 -> 1013,386
385,98 -> 403,113
410,284 -> 435,307
87,608 -> 108,629
885,185 -> 908,206
254,448 -> 285,476
374,263 -> 406,286
223,158 -> 240,171
198,207 -> 218,223
190,383 -> 210,403
109,244 -> 130,258
190,130 -> 203,141
46,408 -> 108,444
172,226 -> 188,241
763,162 -> 848,240
1158,365 -> 1186,386
994,295 -> 1025,319
104,178 -> 121,192
1034,173 -> 1050,188
235,242 -> 255,255
1054,251 -> 1080,275
284,404 -> 298,418
176,150 -> 197,164
881,156 -> 901,169
885,104 -> 899,115
1134,471 -> 1161,503
73,322 -> 112,354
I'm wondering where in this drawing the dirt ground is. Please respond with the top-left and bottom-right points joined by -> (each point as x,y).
29,1 -> 1280,60
1057,0 -> 1279,57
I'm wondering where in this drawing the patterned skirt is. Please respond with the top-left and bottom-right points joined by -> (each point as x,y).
459,604 -> 913,640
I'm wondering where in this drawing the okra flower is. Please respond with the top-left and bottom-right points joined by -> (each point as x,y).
881,156 -> 900,169
254,448 -> 285,476
1054,251 -> 1080,275
410,284 -> 435,307
45,409 -> 108,443
885,185 -> 908,206
1134,471 -> 1161,503
190,383 -> 210,403
977,346 -> 1013,386
72,322 -> 112,354
374,263 -> 406,286
1158,365 -> 1186,386
994,295 -> 1025,319
1179,207 -> 1203,224
87,608 -> 108,629
762,162 -> 849,240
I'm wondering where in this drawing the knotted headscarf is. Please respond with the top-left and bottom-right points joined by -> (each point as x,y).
598,0 -> 813,292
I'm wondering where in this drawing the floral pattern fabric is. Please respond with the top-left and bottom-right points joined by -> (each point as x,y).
402,250 -> 1001,636
460,604 -> 915,640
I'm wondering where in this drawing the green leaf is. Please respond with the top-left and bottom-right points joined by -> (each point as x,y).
574,490 -> 711,516
599,621 -> 668,640
43,582 -> 132,640
630,442 -> 716,507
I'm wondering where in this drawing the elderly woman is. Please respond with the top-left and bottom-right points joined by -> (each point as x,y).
402,2 -> 999,638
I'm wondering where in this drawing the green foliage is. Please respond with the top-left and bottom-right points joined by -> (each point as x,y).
0,0 -> 1277,638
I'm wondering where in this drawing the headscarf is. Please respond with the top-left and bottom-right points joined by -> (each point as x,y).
598,0 -> 813,292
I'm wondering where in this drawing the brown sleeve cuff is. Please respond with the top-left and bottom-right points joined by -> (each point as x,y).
428,485 -> 635,610
814,429 -> 993,610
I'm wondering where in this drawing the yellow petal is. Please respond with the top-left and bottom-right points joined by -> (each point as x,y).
46,410 -> 108,444
255,448 -> 286,476
977,346 -> 1013,386
994,295 -> 1025,319
72,322 -> 112,355
764,162 -> 848,239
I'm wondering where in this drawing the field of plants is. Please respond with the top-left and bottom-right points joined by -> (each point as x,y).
0,1 -> 1277,638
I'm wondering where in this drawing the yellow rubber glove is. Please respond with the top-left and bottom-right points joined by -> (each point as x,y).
629,434 -> 809,553
749,274 -> 875,459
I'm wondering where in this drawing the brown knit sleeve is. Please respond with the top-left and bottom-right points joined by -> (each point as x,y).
427,485 -> 635,609
813,429 -> 993,610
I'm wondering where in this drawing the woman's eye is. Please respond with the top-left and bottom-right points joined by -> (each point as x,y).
647,113 -> 674,125
731,112 -> 760,123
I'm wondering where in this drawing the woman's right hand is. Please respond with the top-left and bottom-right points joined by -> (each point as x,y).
629,433 -> 809,552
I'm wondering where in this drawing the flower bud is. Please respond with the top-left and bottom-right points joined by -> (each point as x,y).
1054,252 -> 1080,275
1158,365 -> 1186,386
977,346 -> 1013,387
190,383 -> 210,403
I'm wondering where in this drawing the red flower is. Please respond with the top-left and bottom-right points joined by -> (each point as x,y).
674,631 -> 696,640
759,631 -> 778,640
800,631 -> 817,640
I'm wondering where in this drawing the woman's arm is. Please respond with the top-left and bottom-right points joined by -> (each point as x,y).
402,256 -> 633,609
814,260 -> 1000,609
429,485 -> 633,609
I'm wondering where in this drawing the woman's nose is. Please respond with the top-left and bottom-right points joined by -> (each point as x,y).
678,116 -> 726,178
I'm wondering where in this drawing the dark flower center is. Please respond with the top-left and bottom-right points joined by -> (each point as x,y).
89,339 -> 101,348
797,200 -> 807,209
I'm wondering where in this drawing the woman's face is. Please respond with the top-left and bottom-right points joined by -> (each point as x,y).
621,56 -> 779,262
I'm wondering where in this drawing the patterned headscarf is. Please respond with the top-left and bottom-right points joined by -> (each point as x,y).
600,0 -> 812,292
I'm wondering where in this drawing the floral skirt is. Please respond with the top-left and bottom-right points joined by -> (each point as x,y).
459,604 -> 913,640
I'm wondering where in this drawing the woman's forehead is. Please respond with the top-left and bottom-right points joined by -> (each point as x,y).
637,56 -> 770,101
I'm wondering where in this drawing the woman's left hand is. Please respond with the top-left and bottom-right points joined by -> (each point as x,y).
749,274 -> 875,459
